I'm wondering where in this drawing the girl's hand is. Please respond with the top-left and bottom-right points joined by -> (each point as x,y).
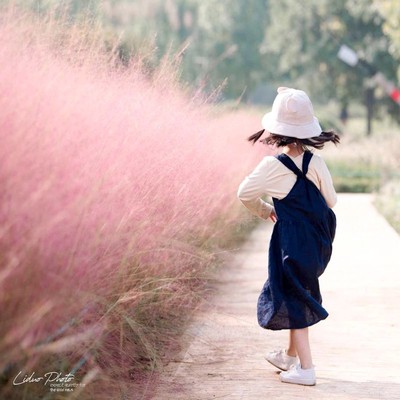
269,209 -> 277,223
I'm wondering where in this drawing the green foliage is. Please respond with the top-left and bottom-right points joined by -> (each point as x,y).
322,111 -> 400,194
373,0 -> 400,59
189,0 -> 269,98
326,159 -> 382,193
264,0 -> 399,116
1,0 -> 100,18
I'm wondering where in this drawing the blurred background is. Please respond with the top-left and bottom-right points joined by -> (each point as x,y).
16,0 -> 400,113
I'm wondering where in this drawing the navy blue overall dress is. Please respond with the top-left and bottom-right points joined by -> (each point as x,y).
257,151 -> 336,330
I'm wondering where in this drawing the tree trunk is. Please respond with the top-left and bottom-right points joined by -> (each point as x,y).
365,88 -> 374,136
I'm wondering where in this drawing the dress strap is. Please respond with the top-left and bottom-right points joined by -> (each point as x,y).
302,151 -> 313,175
275,151 -> 314,177
275,154 -> 303,177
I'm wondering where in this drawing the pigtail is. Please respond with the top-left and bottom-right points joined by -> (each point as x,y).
304,131 -> 341,149
260,131 -> 340,150
247,129 -> 265,145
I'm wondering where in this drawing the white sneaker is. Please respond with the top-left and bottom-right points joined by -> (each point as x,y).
264,349 -> 298,371
279,364 -> 316,386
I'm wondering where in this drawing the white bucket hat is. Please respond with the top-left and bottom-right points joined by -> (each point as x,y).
261,87 -> 322,139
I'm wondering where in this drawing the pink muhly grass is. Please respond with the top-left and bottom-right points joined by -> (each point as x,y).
0,7 -> 271,399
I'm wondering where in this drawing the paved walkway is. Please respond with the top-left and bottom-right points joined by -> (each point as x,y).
154,194 -> 400,400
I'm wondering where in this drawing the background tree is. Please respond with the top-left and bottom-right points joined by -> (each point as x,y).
186,0 -> 269,99
263,0 -> 399,130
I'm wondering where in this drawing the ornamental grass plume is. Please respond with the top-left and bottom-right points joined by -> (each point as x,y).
0,6 -> 268,399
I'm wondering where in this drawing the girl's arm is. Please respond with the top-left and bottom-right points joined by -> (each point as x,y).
317,157 -> 337,208
237,157 -> 275,220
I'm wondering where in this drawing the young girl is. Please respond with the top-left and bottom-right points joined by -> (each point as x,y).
237,87 -> 340,386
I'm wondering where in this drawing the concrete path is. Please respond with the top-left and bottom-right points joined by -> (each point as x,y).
154,194 -> 400,400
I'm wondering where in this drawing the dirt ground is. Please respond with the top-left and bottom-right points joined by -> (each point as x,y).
154,194 -> 400,400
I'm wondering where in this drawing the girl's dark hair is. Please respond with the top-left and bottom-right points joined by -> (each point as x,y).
247,129 -> 340,150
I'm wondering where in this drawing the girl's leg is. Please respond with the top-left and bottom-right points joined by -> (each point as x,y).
287,330 -> 297,357
290,328 -> 313,369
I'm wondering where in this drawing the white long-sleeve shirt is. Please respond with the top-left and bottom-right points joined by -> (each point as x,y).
237,152 -> 337,220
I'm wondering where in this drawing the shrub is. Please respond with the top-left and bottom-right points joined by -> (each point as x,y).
0,7 -> 267,399
326,159 -> 382,193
